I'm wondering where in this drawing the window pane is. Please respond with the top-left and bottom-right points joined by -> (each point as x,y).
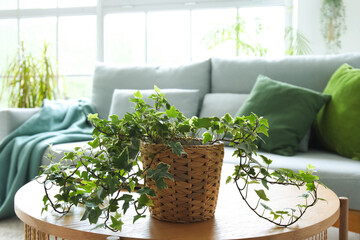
0,19 -> 18,73
0,81 -> 10,108
192,9 -> 237,61
0,0 -> 16,10
105,13 -> 145,65
58,0 -> 96,8
20,17 -> 57,57
19,0 -> 56,9
63,76 -> 92,99
147,11 -> 190,64
238,6 -> 285,57
58,16 -> 96,75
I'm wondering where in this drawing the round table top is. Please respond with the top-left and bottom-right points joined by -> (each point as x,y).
15,164 -> 339,240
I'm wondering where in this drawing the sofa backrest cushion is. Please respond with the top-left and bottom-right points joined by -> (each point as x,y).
211,53 -> 360,93
109,89 -> 200,119
199,93 -> 249,118
0,108 -> 40,142
92,60 -> 210,119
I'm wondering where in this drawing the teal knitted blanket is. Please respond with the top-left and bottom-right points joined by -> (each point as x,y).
0,99 -> 95,218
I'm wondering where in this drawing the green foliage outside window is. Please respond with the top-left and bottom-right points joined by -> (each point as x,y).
203,16 -> 312,57
203,16 -> 268,57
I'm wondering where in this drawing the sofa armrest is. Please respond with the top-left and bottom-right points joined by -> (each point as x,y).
0,108 -> 40,142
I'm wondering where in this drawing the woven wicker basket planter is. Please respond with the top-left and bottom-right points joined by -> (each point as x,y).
140,141 -> 224,223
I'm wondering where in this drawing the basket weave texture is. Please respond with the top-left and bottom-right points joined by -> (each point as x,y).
140,142 -> 224,223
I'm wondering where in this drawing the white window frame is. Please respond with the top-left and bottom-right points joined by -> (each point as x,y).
0,0 -> 294,75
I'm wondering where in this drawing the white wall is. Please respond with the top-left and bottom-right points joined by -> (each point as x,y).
296,0 -> 360,54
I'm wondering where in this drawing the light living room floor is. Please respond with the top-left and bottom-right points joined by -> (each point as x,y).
0,216 -> 359,240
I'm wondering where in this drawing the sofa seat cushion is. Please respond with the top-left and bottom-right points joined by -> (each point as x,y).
92,60 -> 210,119
223,147 -> 360,210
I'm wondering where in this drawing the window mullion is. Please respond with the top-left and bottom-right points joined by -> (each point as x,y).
96,0 -> 104,62
145,11 -> 148,63
189,9 -> 192,62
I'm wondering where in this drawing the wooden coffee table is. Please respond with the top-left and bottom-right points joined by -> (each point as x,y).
15,164 -> 340,240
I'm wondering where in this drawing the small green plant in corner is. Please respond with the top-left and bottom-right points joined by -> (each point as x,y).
0,41 -> 61,108
39,86 -> 323,231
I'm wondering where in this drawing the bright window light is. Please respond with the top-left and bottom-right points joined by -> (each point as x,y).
147,11 -> 190,64
0,19 -> 17,71
19,0 -> 56,9
58,0 -> 96,8
105,13 -> 146,65
191,8 -> 238,61
20,17 -> 57,56
0,0 -> 16,10
238,6 -> 285,57
58,15 -> 96,75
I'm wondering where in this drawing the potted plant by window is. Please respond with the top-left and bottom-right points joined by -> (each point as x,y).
40,86 -> 321,231
0,42 -> 60,108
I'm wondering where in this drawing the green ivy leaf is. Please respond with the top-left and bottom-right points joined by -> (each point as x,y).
255,189 -> 270,201
202,132 -> 212,144
133,214 -> 146,223
167,141 -> 186,156
146,163 -> 174,190
96,186 -> 105,201
154,85 -> 161,94
137,194 -> 153,209
91,223 -> 105,230
259,117 -> 269,128
87,207 -> 102,224
261,179 -> 269,190
166,106 -> 178,118
223,113 -> 233,124
110,215 -> 124,231
118,194 -> 133,214
260,202 -> 272,211
129,181 -> 136,192
276,210 -> 289,215
226,176 -> 232,184
112,147 -> 133,171
137,187 -> 156,197
197,117 -> 212,129
299,190 -> 311,199
259,155 -> 272,165
133,90 -> 142,99
270,211 -> 283,220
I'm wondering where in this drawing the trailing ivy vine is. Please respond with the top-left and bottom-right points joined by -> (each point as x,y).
39,87 -> 322,231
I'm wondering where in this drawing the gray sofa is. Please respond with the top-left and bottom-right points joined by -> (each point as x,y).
1,54 -> 359,212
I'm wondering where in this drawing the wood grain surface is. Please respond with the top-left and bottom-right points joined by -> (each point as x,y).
15,164 -> 340,240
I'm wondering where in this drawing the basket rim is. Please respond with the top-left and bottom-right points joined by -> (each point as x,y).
140,141 -> 225,148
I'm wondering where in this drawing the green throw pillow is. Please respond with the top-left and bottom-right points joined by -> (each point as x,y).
236,75 -> 331,156
315,64 -> 360,160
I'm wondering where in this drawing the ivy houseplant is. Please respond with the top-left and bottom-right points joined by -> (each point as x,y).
40,86 -> 322,231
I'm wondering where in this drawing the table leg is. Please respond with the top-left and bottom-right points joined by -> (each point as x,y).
306,229 -> 327,240
24,224 -> 50,240
339,197 -> 349,240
